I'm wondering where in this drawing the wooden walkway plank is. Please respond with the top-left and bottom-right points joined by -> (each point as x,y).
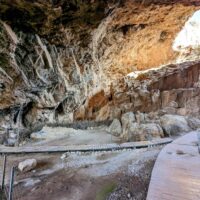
147,131 -> 200,200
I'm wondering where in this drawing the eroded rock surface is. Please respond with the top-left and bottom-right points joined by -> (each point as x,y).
0,0 -> 200,143
84,61 -> 200,121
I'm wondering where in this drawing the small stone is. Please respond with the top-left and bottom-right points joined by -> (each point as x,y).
60,153 -> 67,160
18,159 -> 37,172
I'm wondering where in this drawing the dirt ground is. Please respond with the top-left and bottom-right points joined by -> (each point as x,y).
0,127 -> 163,200
0,146 -> 161,200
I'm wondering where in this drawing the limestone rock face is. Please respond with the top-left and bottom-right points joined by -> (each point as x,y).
18,159 -> 37,172
108,119 -> 122,136
160,115 -> 191,136
91,61 -> 200,122
0,0 -> 200,141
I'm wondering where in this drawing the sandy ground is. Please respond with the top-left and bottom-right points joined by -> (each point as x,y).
25,126 -> 120,147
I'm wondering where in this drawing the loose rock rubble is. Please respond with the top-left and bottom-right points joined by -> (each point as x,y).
108,112 -> 200,141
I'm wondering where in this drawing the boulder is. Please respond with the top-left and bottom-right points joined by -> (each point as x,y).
121,112 -> 136,136
160,114 -> 191,136
186,117 -> 200,130
18,159 -> 37,172
127,122 -> 139,141
128,123 -> 164,141
108,119 -> 122,136
141,123 -> 164,138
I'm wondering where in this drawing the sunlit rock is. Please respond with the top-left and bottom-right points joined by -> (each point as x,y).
173,10 -> 200,62
18,159 -> 37,173
173,10 -> 200,51
160,114 -> 191,136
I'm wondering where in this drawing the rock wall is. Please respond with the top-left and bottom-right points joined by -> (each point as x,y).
0,21 -> 103,130
0,0 -> 200,139
81,61 -> 200,120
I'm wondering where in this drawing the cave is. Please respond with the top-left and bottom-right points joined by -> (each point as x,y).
0,1 -> 200,200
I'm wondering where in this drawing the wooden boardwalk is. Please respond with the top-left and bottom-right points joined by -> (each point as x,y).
147,131 -> 200,200
0,138 -> 172,154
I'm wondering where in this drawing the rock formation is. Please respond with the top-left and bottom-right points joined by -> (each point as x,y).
0,0 -> 200,143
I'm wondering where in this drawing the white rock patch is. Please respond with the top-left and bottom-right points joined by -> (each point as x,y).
173,10 -> 200,51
